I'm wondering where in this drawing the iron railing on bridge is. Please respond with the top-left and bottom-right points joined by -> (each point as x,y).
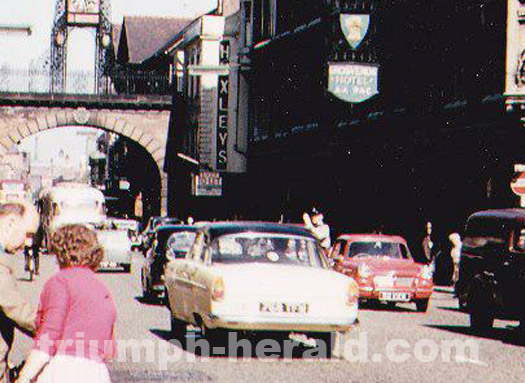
0,68 -> 172,96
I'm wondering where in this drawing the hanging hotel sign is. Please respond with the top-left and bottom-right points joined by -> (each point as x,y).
340,14 -> 370,50
328,62 -> 379,103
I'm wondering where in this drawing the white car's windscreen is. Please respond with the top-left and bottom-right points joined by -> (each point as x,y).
210,233 -> 323,267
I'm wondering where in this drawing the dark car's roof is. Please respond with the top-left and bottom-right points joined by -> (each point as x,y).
468,209 -> 525,224
156,224 -> 196,235
200,221 -> 314,240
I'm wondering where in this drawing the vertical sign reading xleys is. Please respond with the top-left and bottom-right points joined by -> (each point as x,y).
216,40 -> 230,170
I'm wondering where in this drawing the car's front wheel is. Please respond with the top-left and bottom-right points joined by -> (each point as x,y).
468,289 -> 494,332
310,332 -> 336,358
415,299 -> 430,312
170,316 -> 188,344
141,274 -> 153,301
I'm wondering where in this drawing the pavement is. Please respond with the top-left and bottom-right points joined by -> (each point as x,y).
7,252 -> 525,383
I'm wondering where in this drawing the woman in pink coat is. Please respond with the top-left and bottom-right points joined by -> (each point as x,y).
16,224 -> 117,383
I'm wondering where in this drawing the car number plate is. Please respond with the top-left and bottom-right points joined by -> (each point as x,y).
100,261 -> 117,268
379,292 -> 411,302
259,302 -> 309,314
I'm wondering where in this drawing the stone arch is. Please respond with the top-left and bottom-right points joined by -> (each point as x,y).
0,108 -> 168,215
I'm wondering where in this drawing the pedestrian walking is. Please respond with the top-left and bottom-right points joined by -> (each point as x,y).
16,224 -> 117,383
449,232 -> 462,285
303,208 -> 331,253
421,221 -> 434,264
0,202 -> 39,383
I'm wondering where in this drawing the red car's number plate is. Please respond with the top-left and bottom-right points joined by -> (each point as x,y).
379,292 -> 411,302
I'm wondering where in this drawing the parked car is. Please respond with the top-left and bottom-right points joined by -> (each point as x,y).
141,225 -> 197,301
106,218 -> 141,251
164,222 -> 359,356
331,234 -> 433,312
96,229 -> 132,272
455,209 -> 525,331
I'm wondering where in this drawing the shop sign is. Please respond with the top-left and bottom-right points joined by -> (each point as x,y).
193,172 -> 222,197
220,40 -> 230,64
328,62 -> 378,103
216,74 -> 229,170
340,14 -> 370,50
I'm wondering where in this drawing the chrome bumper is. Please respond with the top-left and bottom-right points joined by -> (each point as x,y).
205,313 -> 359,332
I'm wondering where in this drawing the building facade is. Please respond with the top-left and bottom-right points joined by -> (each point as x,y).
164,0 -> 250,220
241,0 -> 525,247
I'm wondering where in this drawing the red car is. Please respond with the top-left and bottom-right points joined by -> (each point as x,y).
330,234 -> 433,312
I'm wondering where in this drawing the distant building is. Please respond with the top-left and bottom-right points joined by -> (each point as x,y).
234,0 -> 525,238
0,150 -> 29,181
162,0 -> 250,219
114,16 -> 191,95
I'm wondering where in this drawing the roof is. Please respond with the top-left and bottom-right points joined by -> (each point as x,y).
337,234 -> 407,243
40,185 -> 105,201
156,224 -> 196,234
155,225 -> 197,243
112,23 -> 122,55
467,209 -> 525,224
200,222 -> 314,240
121,16 -> 191,64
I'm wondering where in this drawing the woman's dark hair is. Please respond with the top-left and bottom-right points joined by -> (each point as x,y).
51,224 -> 104,270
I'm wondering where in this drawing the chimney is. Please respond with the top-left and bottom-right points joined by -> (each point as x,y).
217,0 -> 224,15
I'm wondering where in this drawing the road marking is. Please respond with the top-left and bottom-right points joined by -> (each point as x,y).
455,356 -> 488,366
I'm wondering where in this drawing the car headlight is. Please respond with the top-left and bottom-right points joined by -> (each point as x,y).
211,277 -> 225,301
347,279 -> 359,305
357,263 -> 371,279
420,265 -> 433,281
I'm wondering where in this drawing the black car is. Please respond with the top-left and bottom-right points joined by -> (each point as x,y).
141,224 -> 197,301
456,209 -> 525,330
139,216 -> 184,254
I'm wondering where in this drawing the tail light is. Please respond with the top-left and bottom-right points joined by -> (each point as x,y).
347,279 -> 359,305
212,277 -> 225,301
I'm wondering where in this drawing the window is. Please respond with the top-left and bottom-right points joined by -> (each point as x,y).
260,0 -> 277,39
242,1 -> 253,46
210,233 -> 324,267
347,241 -> 410,260
187,48 -> 200,99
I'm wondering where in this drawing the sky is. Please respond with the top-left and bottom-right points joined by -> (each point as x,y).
1,0 -> 216,163
18,126 -> 102,163
0,0 -> 217,68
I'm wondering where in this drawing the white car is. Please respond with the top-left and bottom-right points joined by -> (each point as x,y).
164,222 -> 359,356
96,229 -> 132,272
